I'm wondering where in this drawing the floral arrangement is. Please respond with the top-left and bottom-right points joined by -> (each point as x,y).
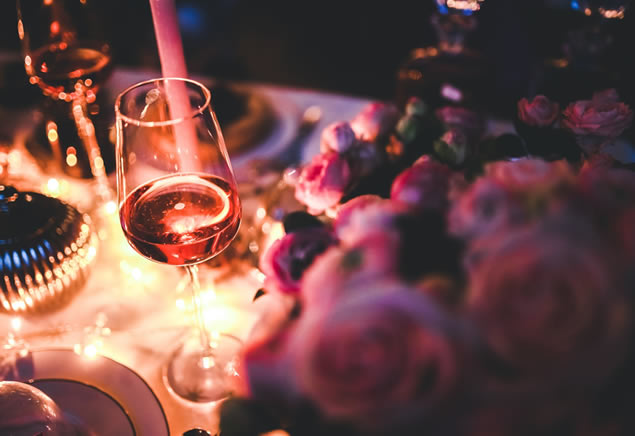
219,90 -> 635,436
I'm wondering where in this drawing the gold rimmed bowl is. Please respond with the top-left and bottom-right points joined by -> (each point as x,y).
0,184 -> 97,314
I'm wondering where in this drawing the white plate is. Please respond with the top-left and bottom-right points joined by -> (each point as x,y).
228,85 -> 301,169
32,379 -> 136,435
105,69 -> 302,169
10,349 -> 169,436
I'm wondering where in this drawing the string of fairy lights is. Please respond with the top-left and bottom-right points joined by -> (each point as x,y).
2,145 -> 259,363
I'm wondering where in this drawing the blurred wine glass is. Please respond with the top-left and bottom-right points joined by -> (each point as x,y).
115,78 -> 243,403
0,381 -> 80,435
16,0 -> 113,202
396,0 -> 491,111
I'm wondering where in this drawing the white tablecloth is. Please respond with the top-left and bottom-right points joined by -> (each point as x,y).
0,68 -> 372,435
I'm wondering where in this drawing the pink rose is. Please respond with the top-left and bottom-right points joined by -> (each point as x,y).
319,121 -> 357,154
350,102 -> 400,142
242,320 -> 301,404
301,233 -> 401,309
467,225 -> 629,386
447,178 -> 524,240
334,194 -> 384,229
295,152 -> 352,214
461,229 -> 511,278
485,158 -> 574,194
334,197 -> 403,245
291,285 -> 464,432
390,156 -> 453,213
259,227 -> 337,295
517,95 -> 560,127
334,194 -> 392,234
562,89 -> 633,150
448,171 -> 470,202
436,106 -> 485,141
482,159 -> 577,224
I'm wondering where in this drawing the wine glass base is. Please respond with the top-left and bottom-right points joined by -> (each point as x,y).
163,331 -> 243,403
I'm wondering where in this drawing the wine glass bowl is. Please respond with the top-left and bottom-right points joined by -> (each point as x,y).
115,78 -> 242,402
119,172 -> 240,266
25,42 -> 112,102
115,78 -> 241,266
17,0 -> 113,97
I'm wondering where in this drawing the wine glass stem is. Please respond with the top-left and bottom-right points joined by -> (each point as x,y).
71,88 -> 113,204
185,265 -> 212,355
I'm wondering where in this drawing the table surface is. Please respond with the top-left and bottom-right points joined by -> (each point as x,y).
4,69 -> 633,435
0,68 -> 373,435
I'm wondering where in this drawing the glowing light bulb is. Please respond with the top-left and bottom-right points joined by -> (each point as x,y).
83,344 -> 98,358
11,317 -> 22,332
66,154 -> 78,167
105,201 -> 117,215
131,268 -> 142,281
47,178 -> 59,192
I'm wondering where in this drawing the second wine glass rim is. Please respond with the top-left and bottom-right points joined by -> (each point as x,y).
114,77 -> 212,127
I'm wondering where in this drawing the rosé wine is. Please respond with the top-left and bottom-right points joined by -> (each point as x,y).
120,173 -> 241,265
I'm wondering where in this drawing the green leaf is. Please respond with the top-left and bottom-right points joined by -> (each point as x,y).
396,115 -> 420,144
433,139 -> 457,165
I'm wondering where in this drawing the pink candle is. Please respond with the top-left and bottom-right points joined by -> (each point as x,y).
149,0 -> 188,78
149,0 -> 199,172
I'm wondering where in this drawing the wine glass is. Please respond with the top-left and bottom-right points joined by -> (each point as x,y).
16,0 -> 113,202
0,381 -> 79,435
115,78 -> 243,403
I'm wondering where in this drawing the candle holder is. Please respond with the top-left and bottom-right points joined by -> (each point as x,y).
0,184 -> 98,315
395,0 -> 491,111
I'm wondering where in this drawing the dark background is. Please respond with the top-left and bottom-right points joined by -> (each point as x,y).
1,0 -> 634,104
